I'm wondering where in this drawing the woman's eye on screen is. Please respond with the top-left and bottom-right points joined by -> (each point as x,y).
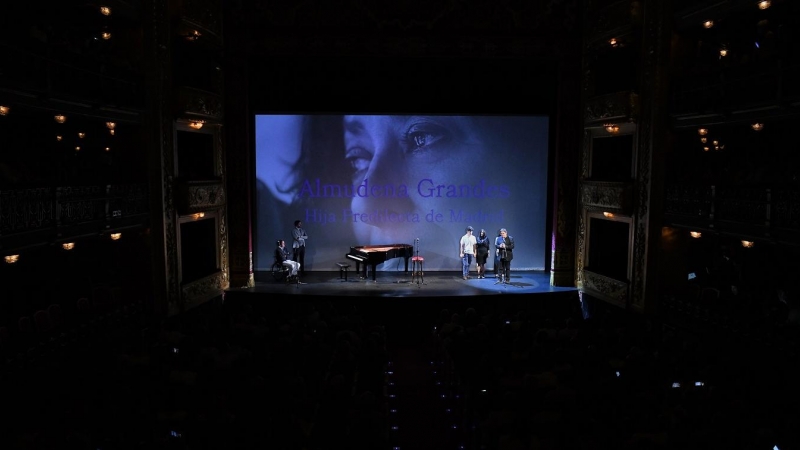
403,122 -> 452,155
345,146 -> 372,183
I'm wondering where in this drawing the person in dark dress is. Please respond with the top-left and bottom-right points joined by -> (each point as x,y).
475,229 -> 490,279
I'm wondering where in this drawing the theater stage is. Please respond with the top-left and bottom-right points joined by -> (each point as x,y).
225,270 -> 578,299
223,270 -> 580,336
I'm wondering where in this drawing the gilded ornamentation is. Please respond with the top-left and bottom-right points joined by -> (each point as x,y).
181,272 -> 226,307
584,91 -> 639,124
580,181 -> 633,211
583,269 -> 628,305
186,183 -> 226,210
576,212 -> 586,286
581,130 -> 592,179
177,87 -> 223,120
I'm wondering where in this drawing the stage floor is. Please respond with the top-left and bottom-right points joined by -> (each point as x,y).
226,270 -> 578,298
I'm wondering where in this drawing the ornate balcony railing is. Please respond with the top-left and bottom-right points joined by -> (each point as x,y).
664,183 -> 800,242
0,184 -> 148,249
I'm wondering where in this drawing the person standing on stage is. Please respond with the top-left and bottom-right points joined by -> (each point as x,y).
275,239 -> 301,277
292,220 -> 308,274
497,228 -> 514,283
494,229 -> 503,278
475,229 -> 490,279
459,226 -> 477,280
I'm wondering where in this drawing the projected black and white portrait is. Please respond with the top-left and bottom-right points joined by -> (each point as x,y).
255,114 -> 549,272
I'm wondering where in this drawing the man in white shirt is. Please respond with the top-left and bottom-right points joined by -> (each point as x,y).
459,226 -> 477,280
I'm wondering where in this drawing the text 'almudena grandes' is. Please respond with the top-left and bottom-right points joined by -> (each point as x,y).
297,178 -> 511,199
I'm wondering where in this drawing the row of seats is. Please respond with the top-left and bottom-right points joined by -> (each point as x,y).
432,301 -> 800,449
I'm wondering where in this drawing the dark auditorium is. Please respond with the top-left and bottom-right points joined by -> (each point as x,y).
2,1 -> 800,449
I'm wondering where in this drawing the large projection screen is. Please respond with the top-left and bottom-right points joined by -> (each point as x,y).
254,114 -> 549,273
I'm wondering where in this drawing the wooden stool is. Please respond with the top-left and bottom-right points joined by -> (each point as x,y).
336,262 -> 351,281
411,256 -> 424,285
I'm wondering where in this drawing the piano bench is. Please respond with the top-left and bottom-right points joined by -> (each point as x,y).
336,262 -> 351,281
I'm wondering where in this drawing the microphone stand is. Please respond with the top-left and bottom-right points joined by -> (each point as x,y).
494,244 -> 521,288
412,238 -> 425,287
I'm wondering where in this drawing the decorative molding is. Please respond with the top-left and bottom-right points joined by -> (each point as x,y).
150,0 -> 181,315
584,91 -> 640,125
56,186 -> 107,227
580,181 -> 633,212
215,120 -> 229,290
177,182 -> 226,213
581,129 -> 592,179
576,211 -> 586,287
108,184 -> 149,219
175,87 -> 223,122
0,188 -> 55,235
629,0 -> 668,311
582,269 -> 629,306
181,271 -> 226,310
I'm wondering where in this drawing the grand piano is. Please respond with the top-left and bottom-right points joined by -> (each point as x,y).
346,243 -> 414,281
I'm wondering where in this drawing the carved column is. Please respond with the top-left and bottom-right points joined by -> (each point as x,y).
550,38 -> 582,287
223,1 -> 255,288
142,0 -> 179,318
630,0 -> 671,313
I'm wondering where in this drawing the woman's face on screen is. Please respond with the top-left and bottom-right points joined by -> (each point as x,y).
342,115 -> 490,248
